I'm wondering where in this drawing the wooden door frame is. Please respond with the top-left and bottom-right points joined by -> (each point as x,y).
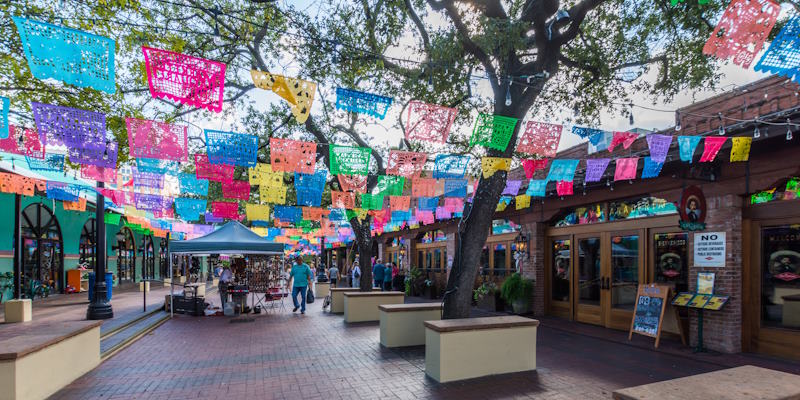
545,235 -> 572,319
606,229 -> 646,330
574,232 -> 605,326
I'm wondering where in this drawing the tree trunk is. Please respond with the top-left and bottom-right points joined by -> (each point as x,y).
351,217 -> 374,292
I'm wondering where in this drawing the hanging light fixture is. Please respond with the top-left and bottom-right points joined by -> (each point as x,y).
505,79 -> 513,106
674,111 -> 682,132
787,119 -> 794,141
753,122 -> 760,139
718,113 -> 725,136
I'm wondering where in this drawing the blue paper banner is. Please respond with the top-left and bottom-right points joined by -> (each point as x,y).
175,198 -> 207,222
274,205 -> 302,223
296,190 -> 322,207
572,126 -> 604,139
392,210 -> 411,222
417,196 -> 439,211
444,179 -> 467,198
294,170 -> 328,192
12,17 -> 116,93
433,154 -> 470,179
677,136 -> 702,163
526,179 -> 547,197
335,87 -> 393,120
27,154 -> 64,172
754,17 -> 800,83
588,132 -> 612,154
179,173 -> 209,196
46,182 -> 81,202
137,158 -> 179,174
641,157 -> 664,179
546,159 -> 580,182
204,129 -> 258,167
0,96 -> 8,139
328,208 -> 347,223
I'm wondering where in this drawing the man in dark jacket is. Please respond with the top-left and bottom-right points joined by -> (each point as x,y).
372,259 -> 385,290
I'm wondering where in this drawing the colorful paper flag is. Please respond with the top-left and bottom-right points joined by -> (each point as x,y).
250,70 -> 316,124
608,131 -> 638,152
205,129 -> 258,167
222,180 -> 251,201
502,180 -> 522,196
556,180 -> 573,196
584,158 -> 610,183
433,154 -> 470,179
470,113 -> 518,151
572,126 -> 604,139
259,184 -> 286,204
142,46 -> 226,113
404,100 -> 457,143
614,157 -> 639,181
389,195 -> 411,211
377,175 -> 405,196
699,137 -> 727,162
641,157 -> 664,179
212,201 -> 240,220
338,174 -> 367,193
702,0 -> 780,69
335,88 -> 393,119
515,194 -> 531,210
546,159 -> 580,182
444,179 -> 467,198
522,159 -> 549,179
329,144 -> 371,176
517,121 -> 562,157
31,102 -> 116,168
360,193 -> 384,211
646,134 -> 673,163
175,198 -> 207,222
481,157 -> 512,178
195,154 -> 234,183
0,97 -> 8,139
678,136 -> 702,163
125,118 -> 188,161
331,191 -> 357,209
526,179 -> 547,197
269,138 -> 317,174
0,125 -> 45,159
412,178 -> 436,197
179,173 -> 209,196
730,137 -> 752,162
754,17 -> 800,83
386,150 -> 427,177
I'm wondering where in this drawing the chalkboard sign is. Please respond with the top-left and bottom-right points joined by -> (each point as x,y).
628,284 -> 670,348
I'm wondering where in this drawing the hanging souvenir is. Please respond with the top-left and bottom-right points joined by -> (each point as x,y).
329,144 -> 371,175
250,70 -> 316,123
470,113 -> 518,151
404,100 -> 457,143
125,118 -> 188,162
545,159 -> 580,182
517,121 -> 562,157
142,46 -> 226,112
386,150 -> 427,177
205,129 -> 258,167
481,157 -> 511,178
614,157 -> 639,181
335,88 -> 393,119
700,137 -> 728,162
730,137 -> 752,162
12,17 -> 115,93
584,158 -> 610,183
702,0 -> 779,69
678,136 -> 702,163
433,154 -> 470,179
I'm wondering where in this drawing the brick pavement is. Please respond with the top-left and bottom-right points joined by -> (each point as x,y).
51,297 -> 800,400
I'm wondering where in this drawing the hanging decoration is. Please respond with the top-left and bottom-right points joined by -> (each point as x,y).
545,159 -> 580,182
302,207 -> 329,221
249,163 -> 283,187
100,188 -> 134,207
412,177 -> 436,197
295,170 -> 327,207
435,206 -> 452,220
331,191 -> 356,209
496,196 -> 512,212
360,193 -> 384,211
0,97 -> 8,139
12,17 -> 116,93
132,168 -> 165,189
433,154 -> 470,179
175,198 -> 207,222
444,179 -> 467,198
404,100 -> 457,143
297,189 -> 323,207
386,150 -> 427,177
81,165 -> 117,183
26,154 -> 64,172
0,172 -> 45,196
31,102 -> 117,168
345,208 -> 369,222
204,129 -> 258,167
572,126 -> 604,139
641,157 -> 664,179
377,175 -> 405,196
125,118 -> 188,161
329,144 -> 371,176
754,17 -> 800,83
614,157 -> 639,181
0,125 -> 45,159
522,159 -> 549,179
678,136 -> 702,163
195,154 -> 234,183
338,174 -> 367,193
222,180 -> 251,201
136,158 -> 178,174
274,205 -> 302,223
502,180 -> 522,196
416,209 -> 435,225
335,88 -> 393,119
269,138 -> 317,174
179,173 -> 209,196
702,0 -> 780,69
62,198 -> 87,212
517,121 -> 562,157
515,194 -> 531,210
730,137 -> 752,162
204,212 -> 223,223
417,196 -> 439,211
46,181 -> 81,201
646,134 -> 673,163
245,203 -> 271,222
444,197 -> 464,214
481,157 -> 512,178
250,70 -> 317,124
608,131 -> 639,152
470,113 -> 518,151
584,158 -> 611,183
135,193 -> 172,212
212,201 -> 241,220
556,181 -> 573,196
700,137 -> 728,162
587,131 -> 613,154
389,195 -> 411,211
259,184 -> 287,204
104,213 -> 121,225
142,46 -> 226,113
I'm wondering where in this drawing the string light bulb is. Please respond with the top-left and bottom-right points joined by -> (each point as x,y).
505,80 -> 512,106
628,103 -> 634,125
718,113 -> 725,136
787,119 -> 793,141
427,74 -> 434,92
753,124 -> 760,139
674,111 -> 682,132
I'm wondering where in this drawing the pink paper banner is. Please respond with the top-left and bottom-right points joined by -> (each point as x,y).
386,150 -> 427,177
435,206 -> 452,220
338,174 -> 367,193
222,180 -> 251,200
195,154 -> 234,183
270,138 -> 317,174
444,197 -> 464,213
556,180 -> 573,196
608,131 -> 638,152
646,134 -> 673,163
416,209 -> 435,225
125,117 -> 188,161
0,125 -> 45,159
584,158 -> 610,183
522,159 -> 549,179
211,201 -> 241,220
142,46 -> 226,113
404,100 -> 457,143
81,165 -> 117,183
517,121 -> 562,157
614,157 -> 639,181
700,137 -> 728,162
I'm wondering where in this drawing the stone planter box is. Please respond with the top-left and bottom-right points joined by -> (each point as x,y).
379,303 -> 441,347
163,278 -> 171,287
343,291 -> 404,323
316,282 -> 331,299
424,316 -> 539,383
138,281 -> 150,292
3,299 -> 32,323
329,288 -> 381,314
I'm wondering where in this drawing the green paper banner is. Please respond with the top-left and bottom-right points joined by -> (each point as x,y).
470,113 -> 518,151
329,144 -> 371,175
104,213 -> 121,225
360,193 -> 384,210
377,175 -> 405,196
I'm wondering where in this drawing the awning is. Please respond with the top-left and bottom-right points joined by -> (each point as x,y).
169,220 -> 284,255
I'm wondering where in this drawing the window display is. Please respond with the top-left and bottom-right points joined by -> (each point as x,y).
654,233 -> 689,292
762,225 -> 800,330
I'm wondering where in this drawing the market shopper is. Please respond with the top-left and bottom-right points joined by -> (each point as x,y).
383,263 -> 393,291
219,266 -> 233,308
351,262 -> 361,288
287,256 -> 313,314
328,265 -> 339,287
373,259 -> 385,290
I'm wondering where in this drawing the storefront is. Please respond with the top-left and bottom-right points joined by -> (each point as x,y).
116,227 -> 136,284
79,218 -> 96,272
20,203 -> 63,295
142,235 -> 156,280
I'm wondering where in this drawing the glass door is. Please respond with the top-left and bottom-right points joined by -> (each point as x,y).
574,234 -> 604,325
548,236 -> 571,319
607,231 -> 644,329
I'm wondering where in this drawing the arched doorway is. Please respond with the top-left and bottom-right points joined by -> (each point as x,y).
79,218 -> 96,272
142,235 -> 155,280
159,239 -> 168,279
116,227 -> 136,284
21,203 -> 64,296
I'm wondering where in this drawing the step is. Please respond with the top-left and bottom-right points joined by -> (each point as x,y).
100,310 -> 170,360
100,304 -> 164,340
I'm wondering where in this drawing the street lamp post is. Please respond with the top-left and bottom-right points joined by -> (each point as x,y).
87,182 -> 114,320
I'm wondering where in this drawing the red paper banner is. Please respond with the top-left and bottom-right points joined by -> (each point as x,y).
331,191 -> 356,209
404,100 -> 457,143
222,180 -> 251,200
386,150 -> 427,177
517,121 -> 562,157
389,195 -> 411,211
702,0 -> 780,69
412,178 -> 436,198
556,180 -> 573,196
700,137 -> 728,162
142,46 -> 227,113
125,117 -> 188,161
416,209 -> 435,225
270,138 -> 317,174
302,207 -> 329,221
0,125 -> 45,159
338,174 -> 367,193
211,201 -> 241,220
195,154 -> 234,183
522,159 -> 549,179
614,157 -> 639,181
608,131 -> 639,152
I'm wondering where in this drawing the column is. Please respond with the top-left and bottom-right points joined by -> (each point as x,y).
87,182 -> 113,320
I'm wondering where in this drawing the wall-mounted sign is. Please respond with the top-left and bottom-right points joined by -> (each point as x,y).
679,185 -> 707,231
694,232 -> 726,267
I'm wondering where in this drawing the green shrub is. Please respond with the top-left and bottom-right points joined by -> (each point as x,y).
500,272 -> 533,303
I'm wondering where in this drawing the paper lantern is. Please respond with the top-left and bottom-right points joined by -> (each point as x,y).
142,46 -> 226,112
125,117 -> 188,161
335,88 -> 393,119
517,121 -> 562,157
470,113 -> 518,151
404,100 -> 457,143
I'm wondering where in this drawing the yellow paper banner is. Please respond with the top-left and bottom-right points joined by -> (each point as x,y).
481,157 -> 512,178
124,205 -> 146,218
248,163 -> 283,186
496,201 -> 508,212
246,203 -> 271,221
515,194 -> 530,210
250,226 -> 269,236
251,70 -> 317,124
730,137 -> 752,162
354,208 -> 368,221
259,184 -> 287,204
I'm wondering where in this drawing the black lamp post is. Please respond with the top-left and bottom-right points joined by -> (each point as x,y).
87,182 -> 114,320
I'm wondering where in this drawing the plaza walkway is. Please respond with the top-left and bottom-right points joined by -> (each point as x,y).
51,298 -> 800,400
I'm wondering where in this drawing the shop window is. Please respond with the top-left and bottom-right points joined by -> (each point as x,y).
552,239 -> 570,302
420,230 -> 446,244
554,204 -> 605,227
611,235 -> 639,311
21,203 -> 63,295
79,218 -> 96,272
751,177 -> 800,204
609,197 -> 677,221
480,246 -> 490,276
578,238 -> 601,306
761,225 -> 800,330
492,219 -> 520,235
493,243 -> 508,277
654,233 -> 689,292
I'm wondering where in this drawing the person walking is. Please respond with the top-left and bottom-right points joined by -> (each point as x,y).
219,266 -> 233,308
287,256 -> 313,314
328,264 -> 339,288
383,262 -> 393,291
372,259 -> 385,290
351,262 -> 361,288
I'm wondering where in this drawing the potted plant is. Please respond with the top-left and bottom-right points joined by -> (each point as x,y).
473,281 -> 498,311
500,272 -> 534,314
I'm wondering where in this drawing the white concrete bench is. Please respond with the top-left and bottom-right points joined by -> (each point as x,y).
379,303 -> 441,347
424,316 -> 539,383
315,282 -> 331,298
343,291 -> 405,323
329,287 -> 380,314
0,320 -> 101,400
3,299 -> 32,323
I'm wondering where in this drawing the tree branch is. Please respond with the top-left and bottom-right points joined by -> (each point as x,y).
554,0 -> 607,46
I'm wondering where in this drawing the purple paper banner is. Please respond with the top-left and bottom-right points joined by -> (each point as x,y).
204,211 -> 223,223
132,168 -> 165,189
502,180 -> 523,196
584,158 -> 611,183
646,134 -> 673,163
31,102 -> 117,168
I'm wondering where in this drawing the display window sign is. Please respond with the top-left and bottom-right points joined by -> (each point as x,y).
694,232 -> 726,267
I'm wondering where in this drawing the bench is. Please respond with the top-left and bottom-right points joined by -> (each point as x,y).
612,365 -> 800,400
315,282 -> 331,299
329,288 -> 381,314
343,291 -> 405,323
424,316 -> 539,383
379,303 -> 441,347
0,320 -> 101,400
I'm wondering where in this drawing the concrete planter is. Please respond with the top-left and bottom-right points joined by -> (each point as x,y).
379,303 -> 441,347
2,299 -> 32,323
343,291 -> 404,323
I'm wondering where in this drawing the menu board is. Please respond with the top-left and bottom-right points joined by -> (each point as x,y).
688,294 -> 713,308
702,295 -> 730,310
672,292 -> 694,307
629,284 -> 670,348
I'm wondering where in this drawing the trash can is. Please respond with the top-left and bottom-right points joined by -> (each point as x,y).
87,272 -> 114,302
